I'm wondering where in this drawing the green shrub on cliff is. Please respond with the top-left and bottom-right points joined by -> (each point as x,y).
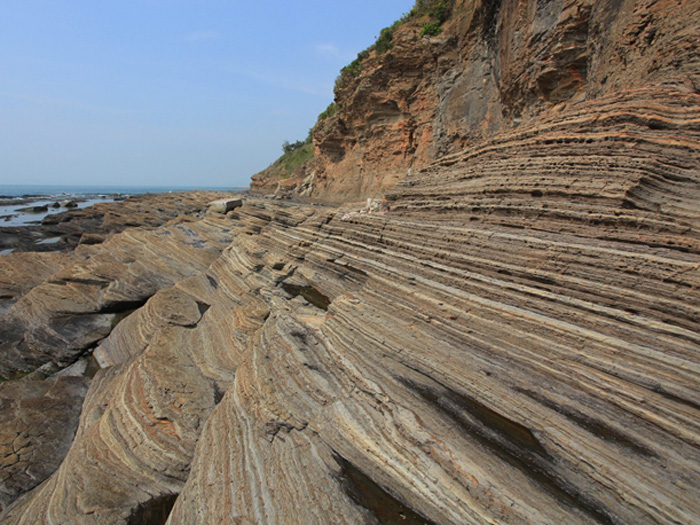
374,21 -> 401,53
411,0 -> 454,22
420,20 -> 443,36
333,0 -> 456,91
318,102 -> 338,121
282,139 -> 308,154
416,0 -> 454,36
266,141 -> 313,180
335,50 -> 370,90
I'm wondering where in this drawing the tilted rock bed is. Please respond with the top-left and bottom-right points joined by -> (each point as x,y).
1,85 -> 699,522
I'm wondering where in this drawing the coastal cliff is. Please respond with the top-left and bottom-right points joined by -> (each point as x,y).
1,0 -> 700,523
252,0 -> 700,201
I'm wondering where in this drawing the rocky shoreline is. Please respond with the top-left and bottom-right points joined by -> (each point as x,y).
1,153 -> 699,522
0,190 -> 243,513
0,191 -> 238,254
1,0 -> 700,522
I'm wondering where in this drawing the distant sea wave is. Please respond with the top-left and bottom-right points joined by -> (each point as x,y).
0,184 -> 247,198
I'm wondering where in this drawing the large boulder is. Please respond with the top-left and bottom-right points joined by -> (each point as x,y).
208,198 -> 243,214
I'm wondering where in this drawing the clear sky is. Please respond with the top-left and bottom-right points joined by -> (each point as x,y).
0,0 -> 415,189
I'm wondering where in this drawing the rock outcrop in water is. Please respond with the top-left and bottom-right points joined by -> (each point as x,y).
0,191 -> 222,253
2,0 -> 700,523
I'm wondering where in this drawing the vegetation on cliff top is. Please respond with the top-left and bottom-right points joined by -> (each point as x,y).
335,0 -> 456,91
317,102 -> 338,121
261,136 -> 313,180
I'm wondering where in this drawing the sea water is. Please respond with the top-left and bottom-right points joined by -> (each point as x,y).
0,184 -> 242,197
0,184 -> 245,227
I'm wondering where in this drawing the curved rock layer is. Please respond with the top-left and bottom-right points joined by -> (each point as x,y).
1,331 -> 217,524
1,7 -> 699,525
169,134 -> 700,521
178,88 -> 698,522
5,83 -> 700,522
2,157 -> 699,523
0,213 -> 234,380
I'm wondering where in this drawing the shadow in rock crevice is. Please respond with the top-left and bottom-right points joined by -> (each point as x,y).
126,493 -> 178,525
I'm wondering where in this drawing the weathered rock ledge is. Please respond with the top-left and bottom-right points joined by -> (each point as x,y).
1,87 -> 699,521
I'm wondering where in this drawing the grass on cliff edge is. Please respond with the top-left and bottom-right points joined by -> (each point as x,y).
258,105 -> 339,181
335,0 -> 456,91
261,141 -> 313,180
257,1 -> 456,183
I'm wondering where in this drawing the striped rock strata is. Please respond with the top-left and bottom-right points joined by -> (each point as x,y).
0,202 -> 239,515
4,85 -> 699,523
0,213 -> 234,380
253,0 -> 700,202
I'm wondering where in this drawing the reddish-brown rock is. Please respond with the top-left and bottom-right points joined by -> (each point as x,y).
253,0 -> 700,201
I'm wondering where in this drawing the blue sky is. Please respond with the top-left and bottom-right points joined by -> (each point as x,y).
0,0 -> 415,188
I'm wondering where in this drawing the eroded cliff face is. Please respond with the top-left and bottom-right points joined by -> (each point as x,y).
253,0 -> 700,201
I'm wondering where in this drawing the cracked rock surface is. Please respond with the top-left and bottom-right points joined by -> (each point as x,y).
0,377 -> 89,513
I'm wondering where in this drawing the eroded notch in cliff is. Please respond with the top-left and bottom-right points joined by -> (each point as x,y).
479,0 -> 503,42
195,300 -> 211,317
105,297 -> 151,329
397,376 -> 614,524
102,298 -> 150,315
332,454 -> 436,525
206,274 -> 218,289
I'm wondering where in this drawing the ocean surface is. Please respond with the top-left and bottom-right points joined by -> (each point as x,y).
0,184 -> 246,228
0,184 -> 244,197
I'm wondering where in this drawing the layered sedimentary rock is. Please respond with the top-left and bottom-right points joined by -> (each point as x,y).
0,252 -> 77,307
0,213 -> 234,380
253,0 -> 700,201
2,0 -> 700,523
6,106 -> 700,520
172,109 -> 700,520
0,194 -> 240,517
0,190 -> 227,253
